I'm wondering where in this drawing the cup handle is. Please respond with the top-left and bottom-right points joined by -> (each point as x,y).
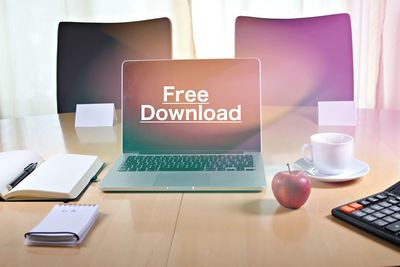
301,143 -> 313,164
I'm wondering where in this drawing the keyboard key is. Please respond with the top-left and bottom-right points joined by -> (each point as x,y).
340,205 -> 355,214
388,198 -> 399,205
381,208 -> 394,215
372,212 -> 386,218
383,216 -> 397,223
367,197 -> 379,203
349,202 -> 363,210
351,210 -> 366,218
359,200 -> 370,206
379,201 -> 392,208
373,219 -> 388,227
389,206 -> 400,212
361,207 -> 374,214
391,213 -> 400,220
375,193 -> 387,199
362,215 -> 377,222
385,221 -> 400,233
370,204 -> 383,211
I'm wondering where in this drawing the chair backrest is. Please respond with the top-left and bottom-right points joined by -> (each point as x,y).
235,14 -> 353,106
57,17 -> 172,113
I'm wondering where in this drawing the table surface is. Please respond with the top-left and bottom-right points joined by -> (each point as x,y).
1,106 -> 400,267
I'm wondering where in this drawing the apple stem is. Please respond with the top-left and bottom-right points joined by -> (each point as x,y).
287,163 -> 292,174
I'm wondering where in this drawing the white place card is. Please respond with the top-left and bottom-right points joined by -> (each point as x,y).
318,101 -> 357,126
75,103 -> 115,127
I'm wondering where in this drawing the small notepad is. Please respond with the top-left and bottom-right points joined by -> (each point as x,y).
25,204 -> 99,246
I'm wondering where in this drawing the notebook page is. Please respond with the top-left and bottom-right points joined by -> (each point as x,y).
10,154 -> 98,195
0,150 -> 43,195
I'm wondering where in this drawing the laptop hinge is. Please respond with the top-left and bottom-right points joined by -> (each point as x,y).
133,151 -> 253,155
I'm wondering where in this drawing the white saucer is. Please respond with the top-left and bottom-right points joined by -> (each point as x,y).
294,158 -> 370,182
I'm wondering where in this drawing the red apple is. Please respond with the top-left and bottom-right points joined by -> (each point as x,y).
272,165 -> 311,209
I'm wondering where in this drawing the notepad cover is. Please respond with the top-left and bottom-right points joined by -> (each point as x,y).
25,204 -> 99,246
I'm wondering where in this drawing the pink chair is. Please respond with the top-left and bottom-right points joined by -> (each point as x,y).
235,14 -> 353,106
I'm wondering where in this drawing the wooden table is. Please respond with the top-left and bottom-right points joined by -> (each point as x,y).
0,107 -> 399,266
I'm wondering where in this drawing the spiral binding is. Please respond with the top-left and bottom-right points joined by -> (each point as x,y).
57,204 -> 98,207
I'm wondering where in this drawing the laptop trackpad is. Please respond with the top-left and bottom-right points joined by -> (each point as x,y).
155,173 -> 210,187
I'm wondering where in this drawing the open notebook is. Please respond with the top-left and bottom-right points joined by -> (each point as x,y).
0,150 -> 103,201
25,204 -> 99,246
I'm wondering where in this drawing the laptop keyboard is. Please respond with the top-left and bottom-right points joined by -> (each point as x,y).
118,154 -> 255,172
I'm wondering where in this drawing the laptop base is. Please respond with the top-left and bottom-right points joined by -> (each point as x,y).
99,153 -> 266,192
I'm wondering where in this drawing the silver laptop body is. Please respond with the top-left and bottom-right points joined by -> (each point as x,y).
100,58 -> 266,191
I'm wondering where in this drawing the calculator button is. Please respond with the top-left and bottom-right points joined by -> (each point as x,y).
383,216 -> 397,223
373,219 -> 388,227
378,201 -> 392,208
361,207 -> 375,214
389,206 -> 400,212
370,204 -> 383,211
349,202 -> 363,210
385,222 -> 400,233
391,213 -> 400,220
375,193 -> 387,199
340,205 -> 355,214
367,197 -> 379,203
363,215 -> 378,222
372,212 -> 386,218
388,198 -> 399,205
351,210 -> 366,218
359,200 -> 370,206
381,208 -> 394,215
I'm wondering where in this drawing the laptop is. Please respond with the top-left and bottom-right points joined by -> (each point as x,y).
57,18 -> 172,113
100,58 -> 266,191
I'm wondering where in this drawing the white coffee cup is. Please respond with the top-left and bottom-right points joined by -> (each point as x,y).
301,132 -> 353,175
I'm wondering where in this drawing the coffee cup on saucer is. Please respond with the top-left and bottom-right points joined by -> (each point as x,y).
301,132 -> 353,175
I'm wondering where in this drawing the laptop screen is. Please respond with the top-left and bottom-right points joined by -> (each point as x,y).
122,59 -> 261,153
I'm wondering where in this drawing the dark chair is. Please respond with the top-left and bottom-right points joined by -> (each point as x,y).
57,17 -> 172,113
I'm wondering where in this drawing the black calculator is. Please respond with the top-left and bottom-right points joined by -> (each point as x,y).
332,180 -> 400,246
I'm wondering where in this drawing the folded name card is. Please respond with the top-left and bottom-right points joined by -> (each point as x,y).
318,101 -> 357,126
75,103 -> 115,127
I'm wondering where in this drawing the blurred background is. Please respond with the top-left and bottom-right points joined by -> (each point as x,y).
0,0 -> 399,118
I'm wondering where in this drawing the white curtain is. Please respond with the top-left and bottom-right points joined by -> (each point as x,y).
1,0 -> 399,119
0,0 -> 194,119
